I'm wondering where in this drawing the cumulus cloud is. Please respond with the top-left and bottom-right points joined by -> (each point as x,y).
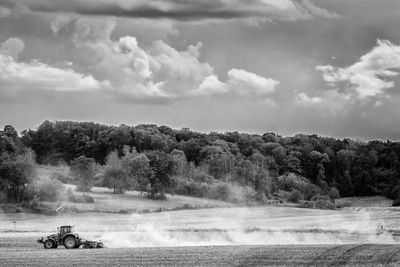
0,0 -> 338,23
296,92 -> 322,104
54,17 -> 279,100
192,69 -> 279,97
0,38 -> 105,92
227,68 -> 279,95
194,75 -> 229,96
316,39 -> 400,99
60,18 -> 214,99
149,41 -> 214,95
0,16 -> 280,101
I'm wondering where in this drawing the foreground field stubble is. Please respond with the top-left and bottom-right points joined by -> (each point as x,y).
0,243 -> 399,266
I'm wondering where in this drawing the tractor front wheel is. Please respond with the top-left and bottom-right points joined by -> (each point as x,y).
44,239 -> 55,249
64,236 -> 77,249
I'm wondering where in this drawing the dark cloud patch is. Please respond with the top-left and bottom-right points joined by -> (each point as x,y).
0,0 -> 337,22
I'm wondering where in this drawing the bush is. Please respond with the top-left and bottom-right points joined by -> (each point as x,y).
192,171 -> 213,183
207,183 -> 231,201
288,189 -> 303,203
24,178 -> 65,202
172,176 -> 211,198
277,172 -> 322,200
206,182 -> 256,204
327,187 -> 340,201
303,183 -> 322,200
311,194 -> 330,202
277,173 -> 309,191
186,182 -> 210,197
272,190 -> 290,200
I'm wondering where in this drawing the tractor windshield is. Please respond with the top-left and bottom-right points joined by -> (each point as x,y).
60,227 -> 72,235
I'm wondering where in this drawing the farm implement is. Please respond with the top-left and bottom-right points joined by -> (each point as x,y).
37,225 -> 104,249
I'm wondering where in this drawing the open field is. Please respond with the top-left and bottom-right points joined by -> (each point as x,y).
2,200 -> 400,265
1,205 -> 400,245
0,240 -> 399,266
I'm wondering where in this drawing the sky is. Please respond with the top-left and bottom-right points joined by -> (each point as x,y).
0,0 -> 400,140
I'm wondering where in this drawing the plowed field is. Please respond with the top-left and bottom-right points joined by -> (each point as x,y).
0,238 -> 399,267
2,205 -> 400,266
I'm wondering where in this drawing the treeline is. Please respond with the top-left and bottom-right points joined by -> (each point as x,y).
0,125 -> 93,206
0,126 -> 35,202
2,120 -> 400,204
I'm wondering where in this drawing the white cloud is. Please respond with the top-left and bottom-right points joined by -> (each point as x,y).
63,18 -> 280,100
296,92 -> 322,103
69,23 -> 213,98
192,75 -> 229,96
192,69 -> 280,98
0,38 -> 106,92
149,41 -> 214,96
1,17 -> 280,101
227,68 -> 279,95
317,39 -> 400,99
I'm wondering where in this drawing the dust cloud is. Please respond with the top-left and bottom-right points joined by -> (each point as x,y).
93,207 -> 400,248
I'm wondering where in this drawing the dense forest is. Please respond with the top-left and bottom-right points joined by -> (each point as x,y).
1,120 -> 400,206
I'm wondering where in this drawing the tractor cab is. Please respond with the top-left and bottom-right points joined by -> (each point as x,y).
58,225 -> 73,238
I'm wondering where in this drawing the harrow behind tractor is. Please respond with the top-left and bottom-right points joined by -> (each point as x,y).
37,225 -> 103,249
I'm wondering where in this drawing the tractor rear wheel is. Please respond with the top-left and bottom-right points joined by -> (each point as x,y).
64,236 -> 77,249
44,239 -> 55,249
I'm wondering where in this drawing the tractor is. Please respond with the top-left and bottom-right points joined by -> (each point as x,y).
37,225 -> 104,249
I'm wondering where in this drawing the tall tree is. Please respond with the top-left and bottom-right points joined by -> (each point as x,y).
145,150 -> 177,199
70,156 -> 96,192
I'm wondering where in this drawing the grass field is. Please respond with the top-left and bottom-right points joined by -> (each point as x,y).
34,164 -> 234,213
71,186 -> 234,213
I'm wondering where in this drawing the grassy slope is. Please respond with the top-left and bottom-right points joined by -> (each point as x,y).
3,165 -> 395,215
62,186 -> 234,213
34,165 -> 233,213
